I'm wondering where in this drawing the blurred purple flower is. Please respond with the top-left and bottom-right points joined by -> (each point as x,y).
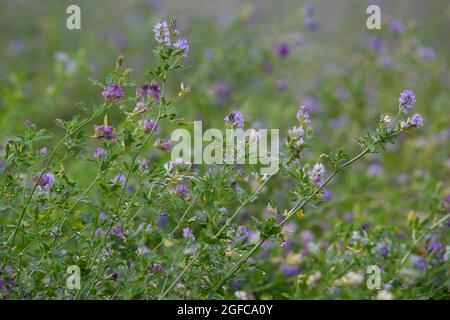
388,19 -> 404,33
173,184 -> 189,198
183,227 -> 194,238
94,125 -> 115,140
139,119 -> 158,134
94,147 -> 107,158
102,83 -> 124,101
112,174 -> 126,186
156,214 -> 168,228
276,43 -> 290,58
38,172 -> 54,189
280,263 -> 300,277
416,47 -> 435,60
148,263 -> 166,275
368,36 -> 384,53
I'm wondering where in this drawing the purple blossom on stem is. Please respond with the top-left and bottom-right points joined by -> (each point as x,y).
155,138 -> 173,152
102,83 -> 124,101
406,114 -> 424,128
108,226 -> 126,240
94,147 -> 107,158
280,263 -> 300,277
94,125 -> 115,140
225,111 -> 245,128
148,263 -> 166,275
296,105 -> 311,123
139,119 -> 158,134
182,227 -> 194,238
136,81 -> 160,101
38,173 -> 54,189
112,174 -> 126,186
40,147 -> 48,155
173,184 -> 189,198
309,163 -> 325,187
133,102 -> 148,115
153,21 -> 171,46
174,38 -> 189,57
399,89 -> 416,114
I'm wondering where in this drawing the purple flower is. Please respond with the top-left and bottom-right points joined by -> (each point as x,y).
108,226 -> 125,240
367,163 -> 382,176
139,119 -> 158,134
110,272 -> 119,281
138,245 -> 150,255
38,172 -> 54,189
443,194 -> 450,213
305,17 -> 319,31
94,125 -> 115,140
182,227 -> 194,238
377,243 -> 390,258
138,157 -> 149,171
102,83 -> 124,101
211,82 -> 231,102
309,163 -> 325,186
153,21 -> 171,46
276,43 -> 290,58
148,263 -> 166,275
99,212 -> 108,220
219,207 -> 228,214
225,111 -> 245,128
136,81 -> 160,101
344,212 -> 354,222
296,105 -> 311,123
112,174 -> 126,186
410,255 -> 426,270
288,126 -> 305,146
40,147 -> 48,155
388,19 -> 404,33
399,89 -> 416,114
156,214 -> 168,228
94,147 -> 107,158
416,47 -> 435,60
24,120 -> 33,127
133,102 -> 148,114
234,226 -> 250,243
280,263 -> 300,277
155,138 -> 173,152
368,36 -> 384,53
303,96 -> 321,112
276,79 -> 289,91
173,184 -> 189,198
230,279 -> 241,290
406,114 -> 424,128
174,38 -> 189,57
95,227 -> 104,236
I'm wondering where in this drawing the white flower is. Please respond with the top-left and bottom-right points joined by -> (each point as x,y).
340,271 -> 363,286
306,271 -> 321,288
376,289 -> 394,300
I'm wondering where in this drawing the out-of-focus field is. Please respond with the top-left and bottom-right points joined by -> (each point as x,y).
0,0 -> 449,299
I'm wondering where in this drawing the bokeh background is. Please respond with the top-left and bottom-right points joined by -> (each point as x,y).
1,0 -> 450,300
